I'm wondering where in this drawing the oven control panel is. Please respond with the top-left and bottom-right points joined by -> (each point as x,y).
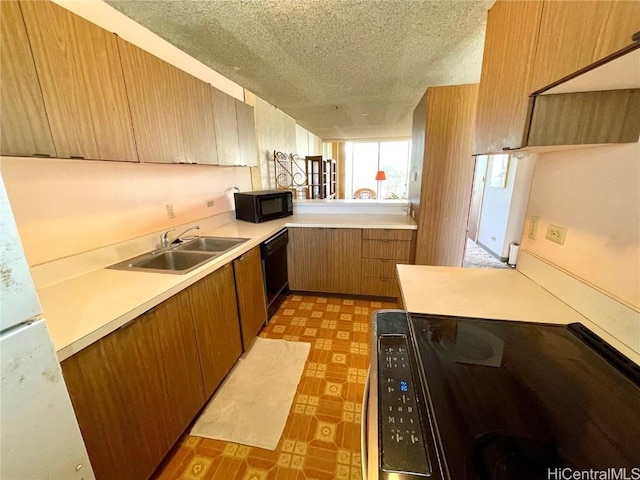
378,335 -> 430,476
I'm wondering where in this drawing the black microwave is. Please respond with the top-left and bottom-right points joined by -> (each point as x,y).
234,190 -> 293,223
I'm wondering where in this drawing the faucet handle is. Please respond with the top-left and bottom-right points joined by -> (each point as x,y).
160,228 -> 175,248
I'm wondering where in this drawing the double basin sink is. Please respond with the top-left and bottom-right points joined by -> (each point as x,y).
108,237 -> 249,274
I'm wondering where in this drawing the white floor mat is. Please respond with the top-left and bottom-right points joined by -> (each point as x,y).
190,337 -> 310,450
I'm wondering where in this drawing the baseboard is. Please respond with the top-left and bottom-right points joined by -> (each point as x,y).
517,250 -> 640,357
476,240 -> 508,262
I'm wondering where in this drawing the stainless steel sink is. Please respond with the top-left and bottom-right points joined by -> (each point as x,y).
108,250 -> 218,274
107,236 -> 248,274
173,236 -> 249,254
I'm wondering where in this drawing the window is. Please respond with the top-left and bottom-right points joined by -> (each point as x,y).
345,140 -> 410,199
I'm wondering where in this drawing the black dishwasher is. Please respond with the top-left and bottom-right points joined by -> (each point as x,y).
261,228 -> 289,319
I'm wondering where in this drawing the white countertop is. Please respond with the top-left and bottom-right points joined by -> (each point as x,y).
397,264 -> 639,363
41,213 -> 415,361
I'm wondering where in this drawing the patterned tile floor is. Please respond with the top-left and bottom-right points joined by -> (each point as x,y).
154,294 -> 396,480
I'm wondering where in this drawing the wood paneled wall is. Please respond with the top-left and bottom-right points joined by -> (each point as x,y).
412,84 -> 479,267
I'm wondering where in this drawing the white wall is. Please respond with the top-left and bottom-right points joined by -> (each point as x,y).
0,157 -> 251,266
477,154 -> 535,258
520,143 -> 639,308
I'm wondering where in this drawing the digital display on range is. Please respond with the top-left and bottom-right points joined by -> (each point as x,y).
378,335 -> 430,475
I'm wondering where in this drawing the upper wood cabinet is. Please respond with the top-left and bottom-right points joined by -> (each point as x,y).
233,246 -> 267,351
474,0 -> 640,155
188,263 -> 243,398
474,0 -> 543,154
179,72 -> 219,165
530,1 -> 640,93
212,88 -> 241,165
117,38 -> 185,164
236,99 -> 258,166
19,0 -> 137,161
0,1 -> 56,157
119,38 -> 221,165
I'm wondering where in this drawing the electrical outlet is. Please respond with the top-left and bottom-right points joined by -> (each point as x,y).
528,216 -> 539,240
165,203 -> 176,219
546,224 -> 567,245
206,199 -> 215,208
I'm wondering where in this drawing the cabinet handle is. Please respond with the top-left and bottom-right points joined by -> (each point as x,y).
32,153 -> 51,158
70,155 -> 84,159
380,258 -> 389,262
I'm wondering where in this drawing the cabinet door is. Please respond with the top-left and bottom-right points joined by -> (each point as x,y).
287,227 -> 329,292
326,228 -> 362,295
188,264 -> 243,398
20,1 -> 137,161
236,99 -> 258,166
151,289 -> 206,444
178,71 -> 219,165
0,1 -> 56,157
61,292 -> 203,480
530,1 -> 640,92
212,88 -> 241,165
117,38 -> 185,164
474,0 -> 544,154
234,246 -> 268,350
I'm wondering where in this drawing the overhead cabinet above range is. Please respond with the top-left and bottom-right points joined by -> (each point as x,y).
474,0 -> 640,155
524,43 -> 640,148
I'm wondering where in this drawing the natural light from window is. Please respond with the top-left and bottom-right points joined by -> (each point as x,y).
345,140 -> 410,199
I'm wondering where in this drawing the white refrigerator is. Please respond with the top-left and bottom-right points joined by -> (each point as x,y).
0,172 -> 95,479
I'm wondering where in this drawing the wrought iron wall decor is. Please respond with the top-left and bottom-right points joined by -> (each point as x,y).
274,151 -> 307,190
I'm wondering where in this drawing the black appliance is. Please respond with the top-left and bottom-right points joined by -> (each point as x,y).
261,228 -> 289,318
366,310 -> 640,480
234,190 -> 293,223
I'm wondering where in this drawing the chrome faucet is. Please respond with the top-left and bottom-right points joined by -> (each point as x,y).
159,225 -> 200,249
159,229 -> 176,249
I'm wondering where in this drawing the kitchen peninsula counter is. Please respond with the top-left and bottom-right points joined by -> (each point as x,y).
396,264 -> 639,364
39,213 -> 415,361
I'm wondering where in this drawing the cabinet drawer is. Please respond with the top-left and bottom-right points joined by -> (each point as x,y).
362,240 -> 412,260
363,229 -> 414,241
362,258 -> 406,279
361,277 -> 399,298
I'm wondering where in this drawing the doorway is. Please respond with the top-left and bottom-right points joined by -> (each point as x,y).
467,155 -> 488,242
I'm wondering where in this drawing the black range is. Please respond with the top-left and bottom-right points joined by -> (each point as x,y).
366,310 -> 640,480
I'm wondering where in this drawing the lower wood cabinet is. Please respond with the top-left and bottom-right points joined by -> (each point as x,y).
61,289 -> 204,480
61,261 -> 251,480
233,246 -> 268,351
188,263 -> 243,398
287,227 -> 361,295
360,229 -> 415,299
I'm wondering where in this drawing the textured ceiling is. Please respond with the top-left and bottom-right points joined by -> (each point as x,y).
106,0 -> 495,140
